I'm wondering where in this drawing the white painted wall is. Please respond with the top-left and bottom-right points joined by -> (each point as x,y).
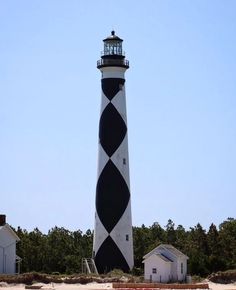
0,247 -> 3,273
176,258 -> 188,281
157,246 -> 188,281
0,226 -> 17,274
101,66 -> 127,79
144,255 -> 172,283
143,246 -> 188,283
93,64 -> 134,270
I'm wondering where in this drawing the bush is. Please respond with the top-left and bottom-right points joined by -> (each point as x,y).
208,270 -> 236,284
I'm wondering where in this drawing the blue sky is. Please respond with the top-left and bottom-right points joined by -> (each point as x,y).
0,1 -> 235,233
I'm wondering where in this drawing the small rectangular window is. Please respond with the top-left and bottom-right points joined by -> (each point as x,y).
126,234 -> 129,241
181,263 -> 183,274
152,268 -> 157,274
123,158 -> 126,165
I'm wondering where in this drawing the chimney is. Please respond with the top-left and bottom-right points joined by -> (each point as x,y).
0,214 -> 6,226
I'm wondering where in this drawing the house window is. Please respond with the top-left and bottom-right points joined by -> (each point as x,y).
126,234 -> 129,241
152,268 -> 157,274
181,262 -> 183,274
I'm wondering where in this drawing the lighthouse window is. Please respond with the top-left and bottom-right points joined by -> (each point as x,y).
126,234 -> 129,241
123,158 -> 126,165
104,41 -> 122,55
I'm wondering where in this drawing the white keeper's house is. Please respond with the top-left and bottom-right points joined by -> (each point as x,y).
143,244 -> 188,283
0,215 -> 21,274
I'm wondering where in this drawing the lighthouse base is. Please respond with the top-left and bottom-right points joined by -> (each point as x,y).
95,235 -> 130,273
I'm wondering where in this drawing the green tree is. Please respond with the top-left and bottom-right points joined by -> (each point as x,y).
175,224 -> 187,252
16,227 -> 46,272
207,223 -> 225,272
186,223 -> 209,276
149,222 -> 166,245
165,219 -> 176,245
81,229 -> 93,258
45,227 -> 75,273
219,218 -> 236,269
133,224 -> 151,268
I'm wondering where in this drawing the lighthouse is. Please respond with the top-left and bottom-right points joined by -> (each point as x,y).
93,31 -> 134,273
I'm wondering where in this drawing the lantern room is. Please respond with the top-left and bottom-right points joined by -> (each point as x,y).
97,31 -> 129,69
103,30 -> 123,56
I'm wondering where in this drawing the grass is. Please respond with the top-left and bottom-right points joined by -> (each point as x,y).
1,269 -> 235,285
0,271 -> 140,285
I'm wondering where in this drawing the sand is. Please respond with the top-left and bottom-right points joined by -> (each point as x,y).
0,282 -> 112,290
0,282 -> 236,290
208,282 -> 236,290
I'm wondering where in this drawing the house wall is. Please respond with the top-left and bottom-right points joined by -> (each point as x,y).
0,247 -> 3,273
144,255 -> 172,283
176,258 -> 188,281
157,247 -> 187,281
0,227 -> 17,274
157,247 -> 178,281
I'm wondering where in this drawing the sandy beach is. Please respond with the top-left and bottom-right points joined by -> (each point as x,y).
0,282 -> 236,290
208,282 -> 236,290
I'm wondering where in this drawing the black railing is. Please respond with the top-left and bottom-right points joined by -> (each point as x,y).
97,59 -> 129,68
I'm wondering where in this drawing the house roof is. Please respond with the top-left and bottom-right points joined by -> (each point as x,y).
160,244 -> 188,258
142,253 -> 172,264
143,244 -> 188,260
156,253 -> 173,262
0,224 -> 20,242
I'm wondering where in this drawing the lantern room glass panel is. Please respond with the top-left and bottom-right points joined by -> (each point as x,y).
104,41 -> 122,55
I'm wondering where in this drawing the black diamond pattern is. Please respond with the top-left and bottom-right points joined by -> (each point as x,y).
96,160 -> 130,233
99,103 -> 127,157
102,78 -> 125,101
95,235 -> 130,273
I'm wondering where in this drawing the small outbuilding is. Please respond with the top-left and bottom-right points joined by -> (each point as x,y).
0,215 -> 21,274
143,244 -> 188,283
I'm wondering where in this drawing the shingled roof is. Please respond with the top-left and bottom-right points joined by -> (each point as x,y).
143,244 -> 189,260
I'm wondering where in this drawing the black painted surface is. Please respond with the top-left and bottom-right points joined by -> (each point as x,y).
95,235 -> 130,273
95,75 -> 132,273
96,159 -> 130,233
102,78 -> 125,100
99,103 -> 127,157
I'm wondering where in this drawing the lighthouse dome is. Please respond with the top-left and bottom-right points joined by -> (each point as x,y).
103,30 -> 123,42
97,31 -> 129,69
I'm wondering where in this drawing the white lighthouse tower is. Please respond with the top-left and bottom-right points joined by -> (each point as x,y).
93,31 -> 134,273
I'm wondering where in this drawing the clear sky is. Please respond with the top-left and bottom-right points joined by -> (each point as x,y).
1,1 -> 236,233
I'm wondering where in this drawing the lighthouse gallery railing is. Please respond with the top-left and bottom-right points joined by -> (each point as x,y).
97,59 -> 129,67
